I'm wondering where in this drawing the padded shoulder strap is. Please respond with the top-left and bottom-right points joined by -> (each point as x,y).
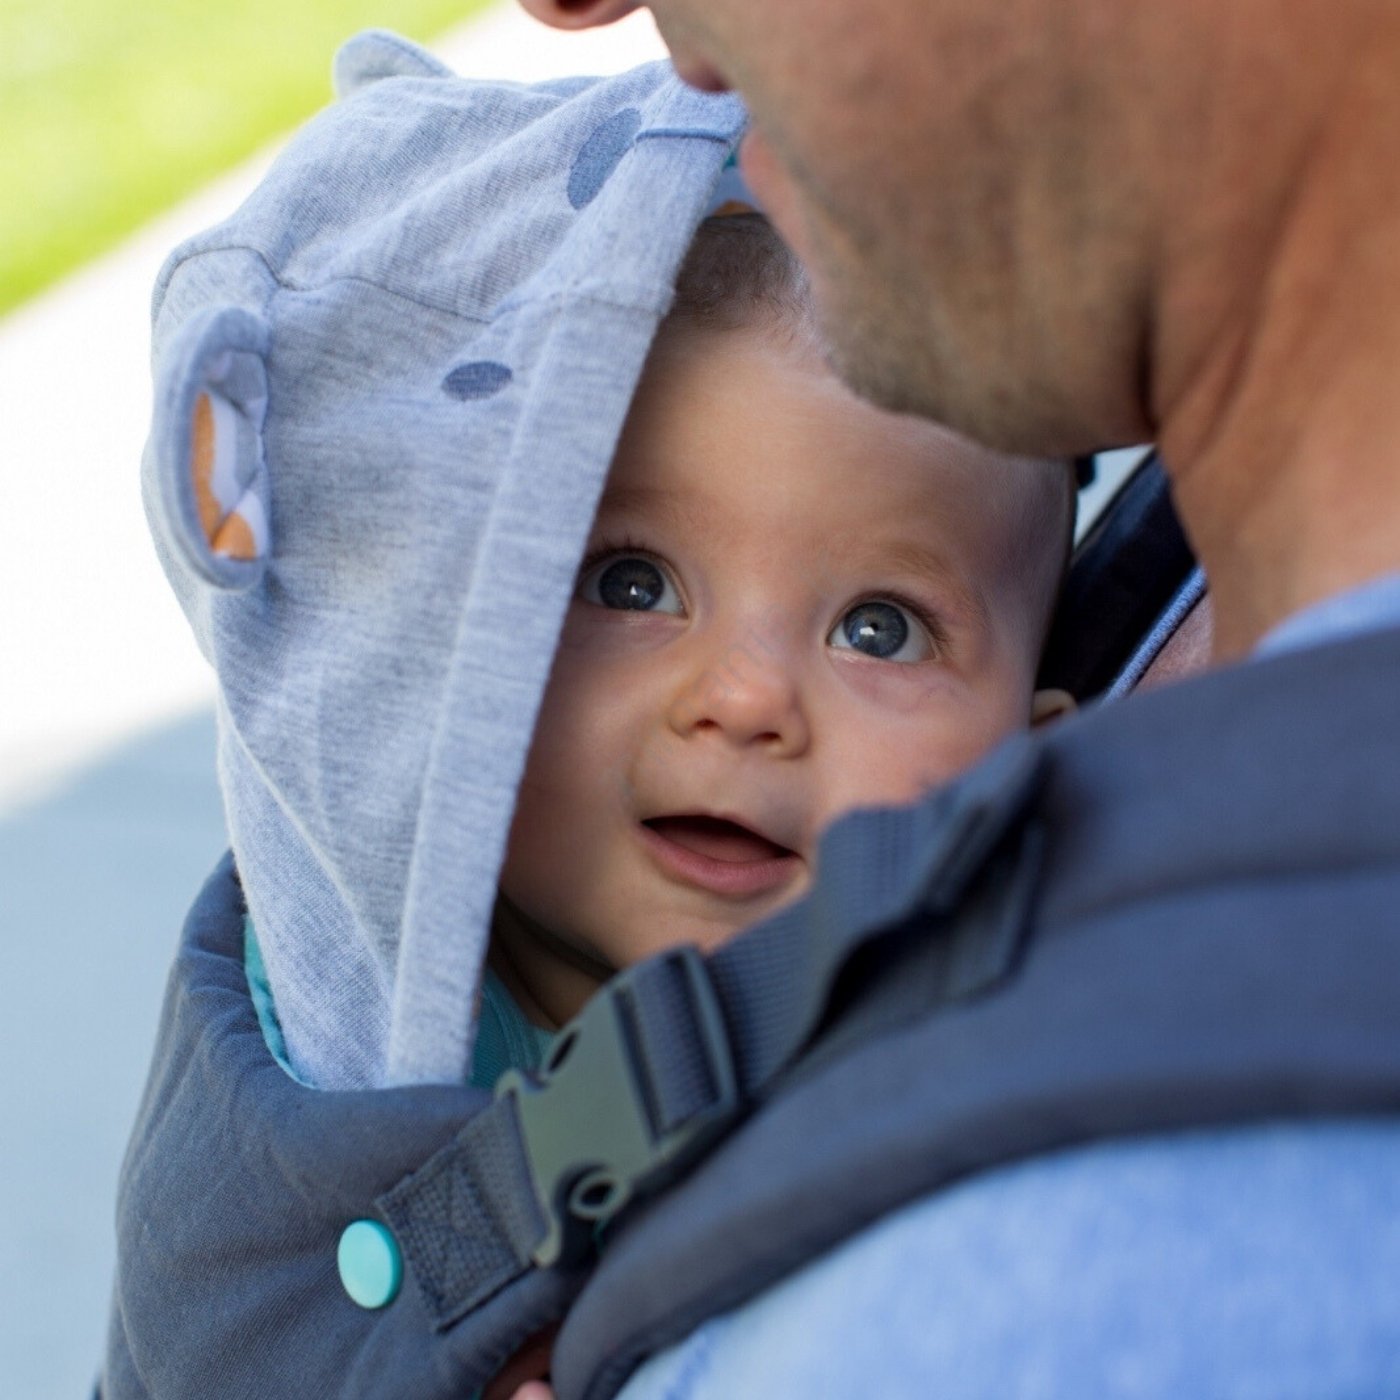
555,624 -> 1400,1400
381,736 -> 1047,1292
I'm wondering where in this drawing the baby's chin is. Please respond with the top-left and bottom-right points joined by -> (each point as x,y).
532,895 -> 803,1028
602,890 -> 809,968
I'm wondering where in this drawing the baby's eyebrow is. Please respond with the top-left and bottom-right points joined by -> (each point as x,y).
593,482 -> 712,531
845,539 -> 992,632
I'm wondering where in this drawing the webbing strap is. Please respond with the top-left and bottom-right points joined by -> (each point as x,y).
378,1094 -> 546,1325
708,734 -> 1046,1090
381,947 -> 743,1314
384,733 -> 1047,1334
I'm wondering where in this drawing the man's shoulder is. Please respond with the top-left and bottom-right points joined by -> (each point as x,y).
1058,617 -> 1400,761
554,624 -> 1400,1400
612,1120 -> 1400,1400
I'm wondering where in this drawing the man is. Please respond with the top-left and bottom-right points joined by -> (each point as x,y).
517,1 -> 1400,1394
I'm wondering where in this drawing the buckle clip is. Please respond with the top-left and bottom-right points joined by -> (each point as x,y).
496,946 -> 740,1268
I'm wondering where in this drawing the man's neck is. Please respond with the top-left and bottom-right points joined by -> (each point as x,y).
1146,11 -> 1400,658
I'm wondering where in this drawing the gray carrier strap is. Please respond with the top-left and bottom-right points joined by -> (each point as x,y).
109,625 -> 1400,1399
380,736 -> 1047,1313
553,622 -> 1400,1400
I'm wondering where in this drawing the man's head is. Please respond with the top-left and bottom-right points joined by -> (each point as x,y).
516,2 -> 1395,457
522,1 -> 1400,660
495,217 -> 1074,1023
521,0 -> 1172,455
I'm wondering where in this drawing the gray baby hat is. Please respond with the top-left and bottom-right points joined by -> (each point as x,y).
143,30 -> 747,1088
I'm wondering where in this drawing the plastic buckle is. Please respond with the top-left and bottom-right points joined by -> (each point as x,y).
496,946 -> 740,1268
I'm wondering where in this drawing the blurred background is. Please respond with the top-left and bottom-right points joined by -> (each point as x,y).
0,6 -> 664,1393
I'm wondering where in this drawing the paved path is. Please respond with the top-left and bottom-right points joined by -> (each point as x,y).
0,9 -> 662,1395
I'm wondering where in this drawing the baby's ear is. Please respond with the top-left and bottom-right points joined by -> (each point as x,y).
1030,687 -> 1076,728
149,305 -> 272,590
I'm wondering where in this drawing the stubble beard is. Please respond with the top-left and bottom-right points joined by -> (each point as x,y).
812,252 -> 1094,458
808,252 -> 996,443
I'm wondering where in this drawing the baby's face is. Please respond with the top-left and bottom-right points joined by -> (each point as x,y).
501,322 -> 1062,993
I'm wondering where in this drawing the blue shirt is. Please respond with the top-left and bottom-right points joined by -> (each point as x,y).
1256,570 -> 1400,656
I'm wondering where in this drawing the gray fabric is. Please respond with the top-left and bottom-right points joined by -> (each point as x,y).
627,953 -> 724,1135
706,735 -> 1045,1091
103,855 -> 587,1400
554,621 -> 1400,1400
379,1100 -> 548,1326
141,31 -> 746,1088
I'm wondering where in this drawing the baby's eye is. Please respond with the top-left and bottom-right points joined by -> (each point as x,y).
828,600 -> 934,663
577,553 -> 685,615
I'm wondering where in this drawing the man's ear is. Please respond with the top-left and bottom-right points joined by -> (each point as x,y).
516,0 -> 642,31
1030,687 -> 1076,728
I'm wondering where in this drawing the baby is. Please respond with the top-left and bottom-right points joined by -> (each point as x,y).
123,44 -> 1076,1400
481,214 -> 1074,1400
485,213 -> 1074,1045
140,43 -> 1073,1093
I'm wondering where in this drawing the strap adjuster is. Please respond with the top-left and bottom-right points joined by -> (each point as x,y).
496,946 -> 740,1267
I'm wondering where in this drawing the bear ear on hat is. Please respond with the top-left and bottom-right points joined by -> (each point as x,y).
333,30 -> 454,99
150,305 -> 272,591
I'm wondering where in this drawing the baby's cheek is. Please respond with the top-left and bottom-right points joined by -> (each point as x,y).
831,651 -> 965,716
527,654 -> 616,770
827,707 -> 1015,817
903,714 -> 1024,794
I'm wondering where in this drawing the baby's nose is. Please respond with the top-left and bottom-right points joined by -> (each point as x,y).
666,628 -> 811,756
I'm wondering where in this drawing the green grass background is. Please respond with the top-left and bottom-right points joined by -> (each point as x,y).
0,0 -> 490,316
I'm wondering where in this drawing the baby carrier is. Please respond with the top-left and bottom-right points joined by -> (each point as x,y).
104,31 -> 1400,1400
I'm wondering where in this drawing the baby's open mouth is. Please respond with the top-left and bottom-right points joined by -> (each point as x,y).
642,815 -> 795,865
639,813 -> 800,899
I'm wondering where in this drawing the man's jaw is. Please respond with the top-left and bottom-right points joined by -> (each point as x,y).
738,129 -> 805,258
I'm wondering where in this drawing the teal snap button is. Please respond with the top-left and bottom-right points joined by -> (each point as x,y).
337,1219 -> 402,1309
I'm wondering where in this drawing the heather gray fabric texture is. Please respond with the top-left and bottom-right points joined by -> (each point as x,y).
141,31 -> 746,1088
104,854 -> 589,1400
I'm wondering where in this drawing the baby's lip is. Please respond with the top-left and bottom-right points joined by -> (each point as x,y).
641,811 -> 801,861
637,813 -> 804,899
